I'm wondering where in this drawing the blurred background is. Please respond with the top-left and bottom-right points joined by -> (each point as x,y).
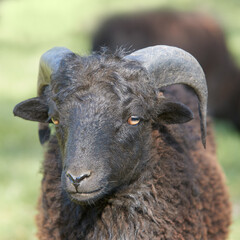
0,0 -> 240,239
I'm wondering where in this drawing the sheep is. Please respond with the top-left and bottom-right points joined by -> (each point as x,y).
13,45 -> 231,239
92,10 -> 240,131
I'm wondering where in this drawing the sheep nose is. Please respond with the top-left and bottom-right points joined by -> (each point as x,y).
66,171 -> 91,188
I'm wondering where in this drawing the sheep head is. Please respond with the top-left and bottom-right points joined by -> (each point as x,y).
13,46 -> 207,204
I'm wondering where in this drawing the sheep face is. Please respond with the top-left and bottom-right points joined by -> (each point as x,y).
13,52 -> 194,204
54,91 -> 153,204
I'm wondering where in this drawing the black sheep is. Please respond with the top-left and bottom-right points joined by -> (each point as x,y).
13,46 -> 231,239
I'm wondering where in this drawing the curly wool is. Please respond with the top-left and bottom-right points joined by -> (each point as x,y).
36,86 -> 231,240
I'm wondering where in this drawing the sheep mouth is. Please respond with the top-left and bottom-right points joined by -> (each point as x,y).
68,187 -> 105,204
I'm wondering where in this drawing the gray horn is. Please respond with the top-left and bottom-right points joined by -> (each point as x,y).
38,47 -> 73,95
125,45 -> 208,148
38,47 -> 73,144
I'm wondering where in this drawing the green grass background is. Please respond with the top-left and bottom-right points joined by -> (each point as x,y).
0,0 -> 240,239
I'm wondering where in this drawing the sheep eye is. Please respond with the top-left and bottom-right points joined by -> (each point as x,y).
51,118 -> 59,125
128,116 -> 140,125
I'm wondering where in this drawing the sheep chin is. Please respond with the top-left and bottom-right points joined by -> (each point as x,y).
67,187 -> 107,205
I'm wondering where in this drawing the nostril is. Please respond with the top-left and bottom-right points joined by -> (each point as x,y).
66,171 -> 91,185
66,172 -> 75,183
75,171 -> 91,183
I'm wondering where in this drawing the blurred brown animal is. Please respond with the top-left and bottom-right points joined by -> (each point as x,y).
92,11 -> 240,130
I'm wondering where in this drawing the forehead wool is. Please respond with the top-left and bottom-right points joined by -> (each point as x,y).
49,50 -> 154,106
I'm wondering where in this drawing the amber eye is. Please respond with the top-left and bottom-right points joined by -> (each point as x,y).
127,116 -> 140,125
51,118 -> 59,125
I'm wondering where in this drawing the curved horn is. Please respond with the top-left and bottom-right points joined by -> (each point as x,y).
125,45 -> 207,147
37,47 -> 73,144
38,47 -> 73,95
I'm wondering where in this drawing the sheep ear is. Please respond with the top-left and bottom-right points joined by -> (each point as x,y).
156,99 -> 194,124
13,97 -> 49,122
